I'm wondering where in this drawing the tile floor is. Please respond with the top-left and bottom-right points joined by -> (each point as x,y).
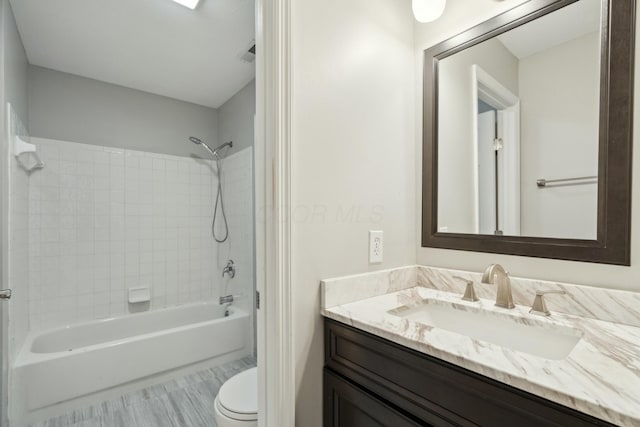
31,356 -> 256,427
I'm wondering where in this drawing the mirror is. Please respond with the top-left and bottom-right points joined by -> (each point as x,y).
422,0 -> 634,265
438,0 -> 600,239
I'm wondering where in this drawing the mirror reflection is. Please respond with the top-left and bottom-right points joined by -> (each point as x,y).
437,0 -> 601,239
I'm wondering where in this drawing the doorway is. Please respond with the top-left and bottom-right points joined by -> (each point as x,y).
472,64 -> 521,236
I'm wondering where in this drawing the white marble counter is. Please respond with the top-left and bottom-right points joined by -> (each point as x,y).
321,266 -> 640,426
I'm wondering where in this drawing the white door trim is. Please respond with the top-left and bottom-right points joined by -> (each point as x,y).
255,0 -> 295,426
499,105 -> 521,235
471,64 -> 521,235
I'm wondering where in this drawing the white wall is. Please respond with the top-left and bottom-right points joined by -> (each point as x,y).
416,0 -> 640,292
438,38 -> 518,233
519,32 -> 600,239
28,66 -> 220,158
27,138 -> 254,330
291,0 -> 416,424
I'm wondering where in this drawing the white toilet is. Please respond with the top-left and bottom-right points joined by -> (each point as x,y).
214,367 -> 258,427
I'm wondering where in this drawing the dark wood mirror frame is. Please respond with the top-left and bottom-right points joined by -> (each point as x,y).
422,0 -> 635,265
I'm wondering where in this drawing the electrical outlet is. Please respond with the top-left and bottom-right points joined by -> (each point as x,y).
369,231 -> 383,264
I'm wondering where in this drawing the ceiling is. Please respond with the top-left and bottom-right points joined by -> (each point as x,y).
497,0 -> 600,59
10,0 -> 256,109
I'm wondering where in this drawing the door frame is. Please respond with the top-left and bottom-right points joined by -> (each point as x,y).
471,64 -> 521,235
255,0 -> 295,426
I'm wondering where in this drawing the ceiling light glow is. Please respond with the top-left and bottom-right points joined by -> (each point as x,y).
412,0 -> 446,23
172,0 -> 200,10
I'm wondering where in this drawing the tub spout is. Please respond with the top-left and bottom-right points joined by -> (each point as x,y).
219,294 -> 233,317
219,295 -> 234,305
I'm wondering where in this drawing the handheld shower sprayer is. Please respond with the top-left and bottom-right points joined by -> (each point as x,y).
189,137 -> 233,159
189,136 -> 234,243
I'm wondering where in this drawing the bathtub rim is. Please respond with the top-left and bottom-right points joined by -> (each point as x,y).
16,300 -> 247,366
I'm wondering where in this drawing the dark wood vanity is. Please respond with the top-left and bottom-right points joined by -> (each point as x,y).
322,0 -> 640,423
323,318 -> 615,427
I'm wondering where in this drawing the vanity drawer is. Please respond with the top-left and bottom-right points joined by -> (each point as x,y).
324,368 -> 424,427
324,319 -> 615,427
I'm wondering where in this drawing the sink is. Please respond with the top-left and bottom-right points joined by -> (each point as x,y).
388,299 -> 582,360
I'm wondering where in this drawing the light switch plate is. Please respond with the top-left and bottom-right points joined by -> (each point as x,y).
369,230 -> 383,264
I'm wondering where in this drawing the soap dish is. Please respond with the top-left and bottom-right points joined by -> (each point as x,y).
128,287 -> 151,303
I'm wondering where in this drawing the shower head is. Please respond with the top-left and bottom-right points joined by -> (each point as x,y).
189,136 -> 215,157
189,137 -> 233,158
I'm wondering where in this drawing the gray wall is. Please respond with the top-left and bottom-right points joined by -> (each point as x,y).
519,32 -> 600,239
1,3 -> 29,422
217,80 -> 255,156
28,66 -> 219,158
4,0 -> 28,124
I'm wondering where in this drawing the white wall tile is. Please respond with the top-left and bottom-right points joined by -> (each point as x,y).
28,137 -> 254,331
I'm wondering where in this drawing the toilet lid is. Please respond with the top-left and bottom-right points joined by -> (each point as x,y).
217,367 -> 258,420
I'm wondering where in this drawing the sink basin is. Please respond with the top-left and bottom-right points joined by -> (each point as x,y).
388,299 -> 582,360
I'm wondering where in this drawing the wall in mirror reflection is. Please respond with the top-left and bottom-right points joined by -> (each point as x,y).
437,0 -> 601,240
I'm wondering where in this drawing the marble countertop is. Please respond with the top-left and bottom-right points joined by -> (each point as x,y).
321,267 -> 640,426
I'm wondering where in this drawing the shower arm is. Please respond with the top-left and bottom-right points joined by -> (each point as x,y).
200,142 -> 217,157
189,137 -> 233,159
211,141 -> 233,158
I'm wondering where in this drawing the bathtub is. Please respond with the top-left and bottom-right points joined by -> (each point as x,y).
14,301 -> 250,412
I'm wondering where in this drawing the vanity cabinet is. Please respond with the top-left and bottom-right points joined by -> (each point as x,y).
324,369 -> 422,427
323,319 -> 615,427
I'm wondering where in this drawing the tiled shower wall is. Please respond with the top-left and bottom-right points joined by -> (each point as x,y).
213,147 -> 254,318
28,137 -> 254,331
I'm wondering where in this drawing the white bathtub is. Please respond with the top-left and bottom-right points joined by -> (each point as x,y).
14,301 -> 250,412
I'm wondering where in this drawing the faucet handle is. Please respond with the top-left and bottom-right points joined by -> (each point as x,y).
453,276 -> 479,302
529,290 -> 566,316
222,260 -> 236,278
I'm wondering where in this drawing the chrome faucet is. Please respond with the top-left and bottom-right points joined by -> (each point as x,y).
222,260 -> 236,278
481,264 -> 515,309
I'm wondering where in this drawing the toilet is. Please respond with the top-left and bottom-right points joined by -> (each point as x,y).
214,367 -> 258,427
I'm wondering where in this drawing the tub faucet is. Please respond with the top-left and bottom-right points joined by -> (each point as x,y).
222,260 -> 236,278
481,264 -> 515,309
